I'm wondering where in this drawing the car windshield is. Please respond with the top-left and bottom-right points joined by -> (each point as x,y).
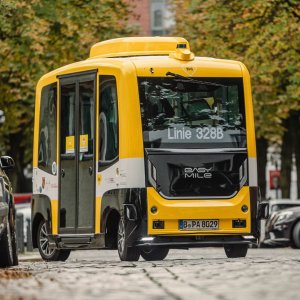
271,203 -> 300,212
138,76 -> 246,149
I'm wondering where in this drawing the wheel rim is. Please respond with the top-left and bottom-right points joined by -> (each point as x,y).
6,220 -> 13,261
142,247 -> 153,255
39,222 -> 54,257
117,219 -> 125,255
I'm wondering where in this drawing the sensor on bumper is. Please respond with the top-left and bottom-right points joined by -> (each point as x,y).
232,219 -> 246,228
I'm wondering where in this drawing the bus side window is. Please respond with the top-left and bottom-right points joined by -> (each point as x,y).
38,83 -> 57,174
99,75 -> 118,168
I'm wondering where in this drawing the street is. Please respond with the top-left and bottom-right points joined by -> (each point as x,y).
0,248 -> 299,300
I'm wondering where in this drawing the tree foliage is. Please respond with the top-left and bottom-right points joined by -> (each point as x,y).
0,0 -> 136,191
172,0 -> 300,142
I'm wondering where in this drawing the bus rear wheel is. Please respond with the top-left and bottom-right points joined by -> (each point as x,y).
37,219 -> 71,261
117,217 -> 140,261
292,221 -> 300,248
224,244 -> 248,258
140,247 -> 169,261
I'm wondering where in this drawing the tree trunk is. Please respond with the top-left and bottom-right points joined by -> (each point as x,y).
7,133 -> 28,193
291,111 -> 300,199
295,138 -> 300,199
280,116 -> 293,198
256,138 -> 268,199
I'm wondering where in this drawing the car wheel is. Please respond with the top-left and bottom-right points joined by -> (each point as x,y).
117,217 -> 140,261
224,244 -> 248,258
37,219 -> 71,261
0,219 -> 14,267
292,221 -> 300,249
140,247 -> 169,261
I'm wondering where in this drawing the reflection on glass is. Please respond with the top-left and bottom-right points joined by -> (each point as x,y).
38,84 -> 57,173
138,77 -> 246,149
79,80 -> 94,156
99,75 -> 118,162
272,204 -> 300,212
61,84 -> 75,155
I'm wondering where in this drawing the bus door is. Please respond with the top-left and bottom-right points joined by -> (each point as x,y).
59,71 -> 96,234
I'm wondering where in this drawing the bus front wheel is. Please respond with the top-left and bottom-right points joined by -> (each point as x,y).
140,247 -> 169,261
37,219 -> 71,261
117,217 -> 140,261
224,244 -> 248,258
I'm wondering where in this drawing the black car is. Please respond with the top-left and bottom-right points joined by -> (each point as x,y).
264,206 -> 300,248
0,156 -> 18,267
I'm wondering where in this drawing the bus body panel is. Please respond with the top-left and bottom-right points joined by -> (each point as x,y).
147,186 -> 251,235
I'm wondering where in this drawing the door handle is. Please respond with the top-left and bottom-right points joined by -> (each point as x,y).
89,166 -> 93,176
61,169 -> 65,178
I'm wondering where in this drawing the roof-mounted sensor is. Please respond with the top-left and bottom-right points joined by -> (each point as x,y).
89,37 -> 194,59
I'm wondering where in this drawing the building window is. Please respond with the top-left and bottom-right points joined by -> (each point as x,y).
154,9 -> 163,27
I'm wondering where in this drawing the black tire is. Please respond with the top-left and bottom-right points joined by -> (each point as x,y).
0,219 -> 14,267
10,209 -> 18,266
117,217 -> 140,261
292,221 -> 300,249
141,247 -> 169,261
37,219 -> 71,261
224,244 -> 248,258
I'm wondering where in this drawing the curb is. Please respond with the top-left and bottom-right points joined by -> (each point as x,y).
18,253 -> 42,262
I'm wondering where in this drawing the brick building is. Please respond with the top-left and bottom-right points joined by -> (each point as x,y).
127,0 -> 174,36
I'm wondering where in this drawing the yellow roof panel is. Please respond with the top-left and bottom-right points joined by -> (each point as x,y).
89,37 -> 190,58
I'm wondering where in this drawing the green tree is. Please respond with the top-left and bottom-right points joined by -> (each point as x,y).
0,0 -> 136,191
172,0 -> 300,198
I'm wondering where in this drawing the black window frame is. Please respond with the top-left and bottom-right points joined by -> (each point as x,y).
38,82 -> 57,174
98,75 -> 119,171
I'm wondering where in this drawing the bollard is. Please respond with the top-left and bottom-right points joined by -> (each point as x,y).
26,218 -> 33,252
16,213 -> 25,253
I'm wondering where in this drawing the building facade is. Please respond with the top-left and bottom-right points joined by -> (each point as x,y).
127,0 -> 174,36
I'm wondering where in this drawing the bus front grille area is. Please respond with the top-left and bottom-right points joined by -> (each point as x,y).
146,150 -> 248,199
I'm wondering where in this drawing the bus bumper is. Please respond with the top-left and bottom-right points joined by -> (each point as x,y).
146,186 -> 257,237
136,235 -> 257,248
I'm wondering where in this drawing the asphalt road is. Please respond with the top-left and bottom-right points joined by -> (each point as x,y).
0,248 -> 299,300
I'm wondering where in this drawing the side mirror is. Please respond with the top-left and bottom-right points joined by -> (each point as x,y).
124,204 -> 138,221
0,156 -> 15,170
258,202 -> 269,219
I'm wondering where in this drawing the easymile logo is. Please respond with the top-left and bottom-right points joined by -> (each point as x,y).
184,167 -> 212,179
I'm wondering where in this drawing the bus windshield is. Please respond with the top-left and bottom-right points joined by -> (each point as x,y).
138,76 -> 246,149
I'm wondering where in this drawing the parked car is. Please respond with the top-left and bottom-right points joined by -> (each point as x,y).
0,156 -> 18,267
261,199 -> 300,247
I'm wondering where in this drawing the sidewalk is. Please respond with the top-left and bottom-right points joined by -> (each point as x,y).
18,251 -> 41,262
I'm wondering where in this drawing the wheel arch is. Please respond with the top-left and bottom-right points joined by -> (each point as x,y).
100,188 -> 147,248
104,208 -> 120,249
31,194 -> 51,248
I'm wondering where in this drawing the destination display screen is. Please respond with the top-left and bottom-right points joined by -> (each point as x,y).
138,76 -> 246,149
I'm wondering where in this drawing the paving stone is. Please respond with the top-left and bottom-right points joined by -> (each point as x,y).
0,248 -> 299,300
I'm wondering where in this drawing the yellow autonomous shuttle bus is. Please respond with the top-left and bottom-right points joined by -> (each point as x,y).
32,37 -> 265,261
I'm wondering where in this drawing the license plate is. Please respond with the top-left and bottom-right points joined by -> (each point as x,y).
179,219 -> 219,230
